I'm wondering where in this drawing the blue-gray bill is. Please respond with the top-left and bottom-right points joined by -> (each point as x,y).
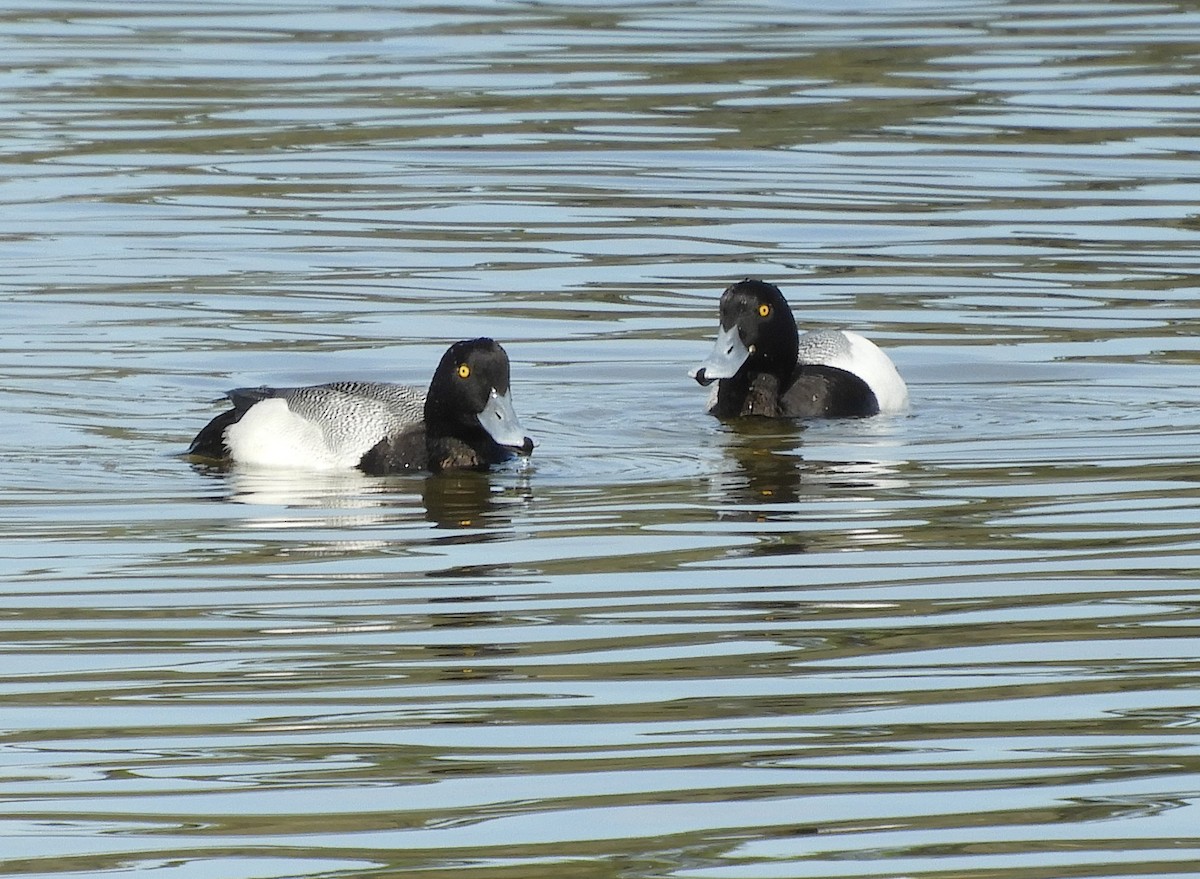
689,324 -> 749,386
479,388 -> 536,454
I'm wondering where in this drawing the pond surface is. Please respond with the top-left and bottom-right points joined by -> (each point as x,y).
3,1 -> 1200,877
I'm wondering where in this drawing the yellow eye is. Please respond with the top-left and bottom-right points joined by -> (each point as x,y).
758,303 -> 771,318
457,363 -> 471,379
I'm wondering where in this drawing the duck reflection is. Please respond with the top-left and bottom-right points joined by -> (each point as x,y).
422,468 -> 525,530
717,420 -> 909,505
709,419 -> 911,559
188,459 -> 530,533
718,418 -> 807,509
189,460 -> 391,508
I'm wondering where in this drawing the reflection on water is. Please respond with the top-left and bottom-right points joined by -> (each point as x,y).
191,458 -> 535,539
194,461 -> 391,508
717,417 -> 809,509
3,1 -> 1200,878
421,468 -> 532,530
713,417 -> 911,504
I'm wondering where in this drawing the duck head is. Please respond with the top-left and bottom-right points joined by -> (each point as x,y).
690,279 -> 799,386
426,338 -> 536,465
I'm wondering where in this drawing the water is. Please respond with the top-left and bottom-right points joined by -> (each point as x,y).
3,1 -> 1200,876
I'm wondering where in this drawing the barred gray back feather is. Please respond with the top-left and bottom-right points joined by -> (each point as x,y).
269,381 -> 426,458
795,329 -> 853,365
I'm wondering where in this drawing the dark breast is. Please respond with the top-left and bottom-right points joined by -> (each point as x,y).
358,425 -> 429,474
781,365 -> 880,417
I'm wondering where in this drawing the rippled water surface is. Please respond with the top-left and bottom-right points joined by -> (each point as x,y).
4,1 -> 1200,877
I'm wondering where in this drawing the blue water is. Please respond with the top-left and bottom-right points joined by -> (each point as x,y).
2,1 -> 1200,877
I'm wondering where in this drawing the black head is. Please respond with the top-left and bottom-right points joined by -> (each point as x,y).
720,280 -> 798,377
692,279 -> 799,388
427,338 -> 510,425
424,338 -> 535,470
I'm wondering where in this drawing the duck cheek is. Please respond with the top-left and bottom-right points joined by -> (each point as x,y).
477,387 -> 533,450
689,323 -> 750,383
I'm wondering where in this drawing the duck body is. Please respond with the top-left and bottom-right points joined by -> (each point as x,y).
690,279 -> 908,419
188,338 -> 535,474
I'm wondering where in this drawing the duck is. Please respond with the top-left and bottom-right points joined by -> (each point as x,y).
689,279 -> 908,418
187,337 -> 536,474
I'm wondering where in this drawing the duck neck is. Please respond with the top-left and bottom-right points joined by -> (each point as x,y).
716,369 -> 784,417
761,333 -> 798,384
424,409 -> 499,472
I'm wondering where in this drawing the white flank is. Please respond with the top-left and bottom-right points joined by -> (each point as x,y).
833,331 -> 909,413
797,330 -> 909,414
224,398 -> 363,470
